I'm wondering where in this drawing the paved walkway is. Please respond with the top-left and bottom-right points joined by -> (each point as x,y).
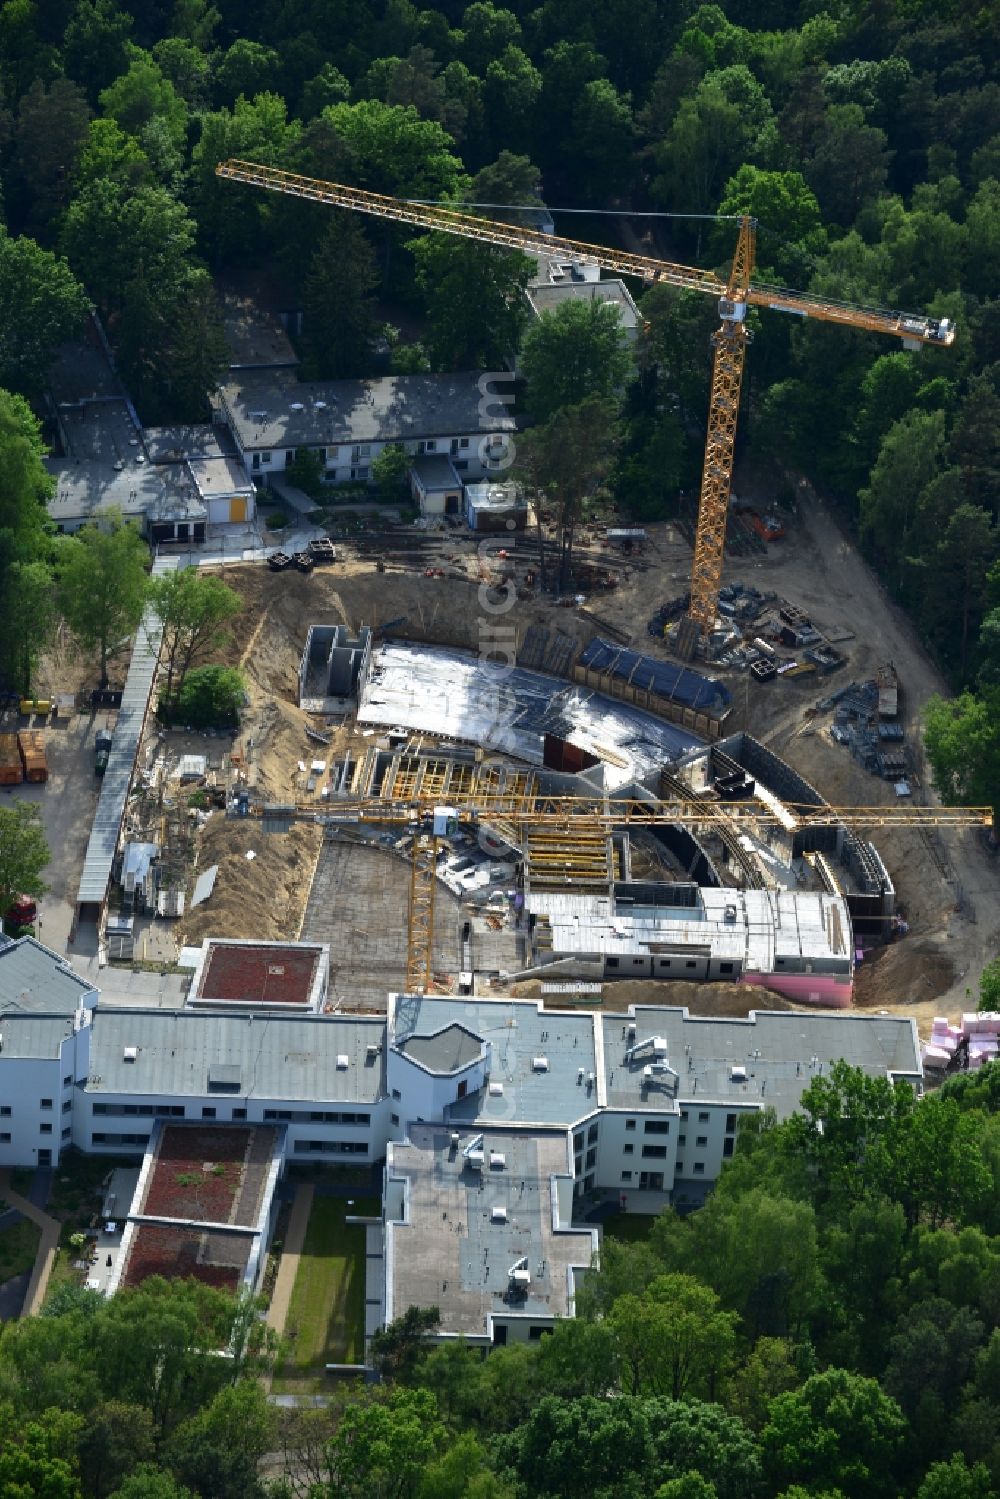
0,1170 -> 62,1316
266,1184 -> 314,1339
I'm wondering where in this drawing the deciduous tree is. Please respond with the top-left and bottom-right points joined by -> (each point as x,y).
0,229 -> 90,394
302,217 -> 380,379
520,299 -> 632,424
410,234 -> 533,369
149,570 -> 242,715
0,802 -> 50,922
58,512 -> 149,687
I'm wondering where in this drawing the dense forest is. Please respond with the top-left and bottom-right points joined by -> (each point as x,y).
0,0 -> 998,781
0,1061 -> 998,1497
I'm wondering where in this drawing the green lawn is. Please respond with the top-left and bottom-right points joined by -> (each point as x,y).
277,1195 -> 378,1377
0,1218 -> 41,1282
601,1213 -> 657,1243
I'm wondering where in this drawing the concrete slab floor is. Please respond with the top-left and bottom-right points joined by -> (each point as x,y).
300,840 -> 463,1011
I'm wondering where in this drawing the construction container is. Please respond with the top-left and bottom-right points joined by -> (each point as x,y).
19,698 -> 50,716
0,734 -> 22,786
876,662 -> 899,718
17,730 -> 48,783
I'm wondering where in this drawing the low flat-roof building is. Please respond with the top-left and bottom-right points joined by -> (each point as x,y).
525,277 -> 640,343
216,370 -> 515,487
187,939 -> 330,1012
410,453 -> 463,517
525,885 -> 855,1006
187,456 -> 256,527
464,480 -> 528,532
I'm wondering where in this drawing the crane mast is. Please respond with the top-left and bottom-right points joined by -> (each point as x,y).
217,159 -> 956,650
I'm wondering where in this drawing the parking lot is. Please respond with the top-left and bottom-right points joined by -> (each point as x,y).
1,706 -> 113,966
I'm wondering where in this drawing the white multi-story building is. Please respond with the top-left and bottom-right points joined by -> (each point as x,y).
215,370 -> 515,486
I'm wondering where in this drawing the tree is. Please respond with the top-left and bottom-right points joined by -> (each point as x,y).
174,666 -> 246,729
410,234 -> 534,369
60,182 -> 199,318
571,79 -> 635,200
497,1394 -> 654,1499
371,443 -> 411,503
646,1398 -> 762,1499
165,1382 -> 272,1499
858,410 -> 947,592
369,1306 -> 440,1381
978,957 -> 1000,1013
213,40 -> 281,107
711,166 -> 825,282
9,77 -> 91,238
923,690 -> 1000,815
4,559 -> 57,698
302,217 -> 379,379
470,152 -> 541,205
516,394 -> 619,592
0,803 -> 50,920
762,1368 -> 907,1499
108,1467 -> 194,1499
520,300 -> 632,424
916,1456 -> 995,1499
148,570 -> 242,715
322,1388 -> 447,1499
58,513 -> 150,687
0,1403 -> 83,1499
607,1275 -> 738,1401
916,502 -> 996,678
805,104 -> 892,225
78,1401 -> 156,1499
0,229 -> 90,394
63,0 -> 133,104
322,100 -> 463,199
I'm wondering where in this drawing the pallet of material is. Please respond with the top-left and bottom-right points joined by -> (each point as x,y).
17,730 -> 48,783
0,734 -> 22,785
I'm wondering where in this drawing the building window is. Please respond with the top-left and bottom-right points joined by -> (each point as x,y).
621,1170 -> 632,1182
719,962 -> 734,974
573,1132 -> 583,1152
0,1107 -> 10,1117
425,440 -> 436,452
678,1134 -> 686,1146
726,1114 -> 737,1134
62,1101 -> 71,1113
63,1075 -> 72,1087
457,1081 -> 467,1099
625,1119 -> 636,1131
285,450 -> 294,464
585,1148 -> 596,1169
723,1137 -> 735,1158
574,1156 -> 583,1176
264,1109 -> 293,1121
642,1145 -> 667,1159
392,1089 -> 401,1101
644,1120 -> 670,1135
61,1127 -> 71,1141
623,1143 -> 634,1155
0,1133 -> 10,1143
38,1149 -> 51,1165
696,1136 -> 708,1147
350,466 -> 369,481
391,1113 -> 399,1126
587,1124 -> 598,1145
584,1173 -> 594,1192
40,1124 -> 52,1135
202,1107 -> 216,1120
40,1099 -> 52,1110
233,1108 -> 247,1121
460,438 -> 469,449
528,1326 -> 550,1340
680,1110 -> 689,1121
261,451 -> 271,464
698,1112 -> 709,1122
606,957 -> 619,969
693,1162 -> 705,1174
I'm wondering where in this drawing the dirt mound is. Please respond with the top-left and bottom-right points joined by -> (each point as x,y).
180,812 -> 322,946
853,937 -> 956,1011
512,977 -> 801,1017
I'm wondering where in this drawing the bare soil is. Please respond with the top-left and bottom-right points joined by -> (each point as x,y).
513,976 -> 801,1016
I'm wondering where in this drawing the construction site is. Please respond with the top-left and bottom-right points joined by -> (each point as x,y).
46,469 -> 987,1050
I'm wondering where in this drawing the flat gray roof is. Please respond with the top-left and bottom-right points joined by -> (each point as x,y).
217,370 -> 515,453
77,562 -> 171,909
87,1008 -> 385,1102
393,996 -> 599,1128
602,1006 -> 921,1116
387,1124 -> 595,1336
411,453 -> 461,490
0,1013 -> 76,1058
399,1024 -> 484,1074
526,279 -> 640,329
49,397 -> 204,523
221,293 -> 299,370
187,456 -> 255,500
0,937 -> 95,1014
143,426 -> 225,464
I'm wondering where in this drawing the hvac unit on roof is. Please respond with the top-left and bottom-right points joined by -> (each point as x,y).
336,1054 -> 349,1069
123,1046 -> 138,1062
491,1205 -> 508,1224
366,1043 -> 380,1060
467,1150 -> 484,1171
532,1056 -> 549,1072
489,1151 -> 507,1170
489,1081 -> 504,1096
731,1065 -> 748,1082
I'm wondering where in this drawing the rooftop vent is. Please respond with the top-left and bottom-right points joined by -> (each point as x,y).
123,1046 -> 138,1062
489,1151 -> 507,1170
577,1067 -> 585,1084
467,1149 -> 484,1171
267,965 -> 285,976
731,1065 -> 747,1082
366,1043 -> 380,1060
532,1056 -> 549,1072
313,399 -> 328,409
289,402 -> 305,412
450,1132 -> 460,1147
336,1054 -> 349,1069
491,1205 -> 508,1224
489,1081 -> 504,1096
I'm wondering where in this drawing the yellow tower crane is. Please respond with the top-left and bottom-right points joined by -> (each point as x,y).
239,788 -> 991,993
216,159 -> 956,655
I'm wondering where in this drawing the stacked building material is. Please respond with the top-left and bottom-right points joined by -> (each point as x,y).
922,1015 -> 962,1070
963,1011 -> 1000,1068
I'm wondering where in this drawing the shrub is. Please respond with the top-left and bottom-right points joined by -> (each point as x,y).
172,666 -> 246,729
264,510 -> 289,530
